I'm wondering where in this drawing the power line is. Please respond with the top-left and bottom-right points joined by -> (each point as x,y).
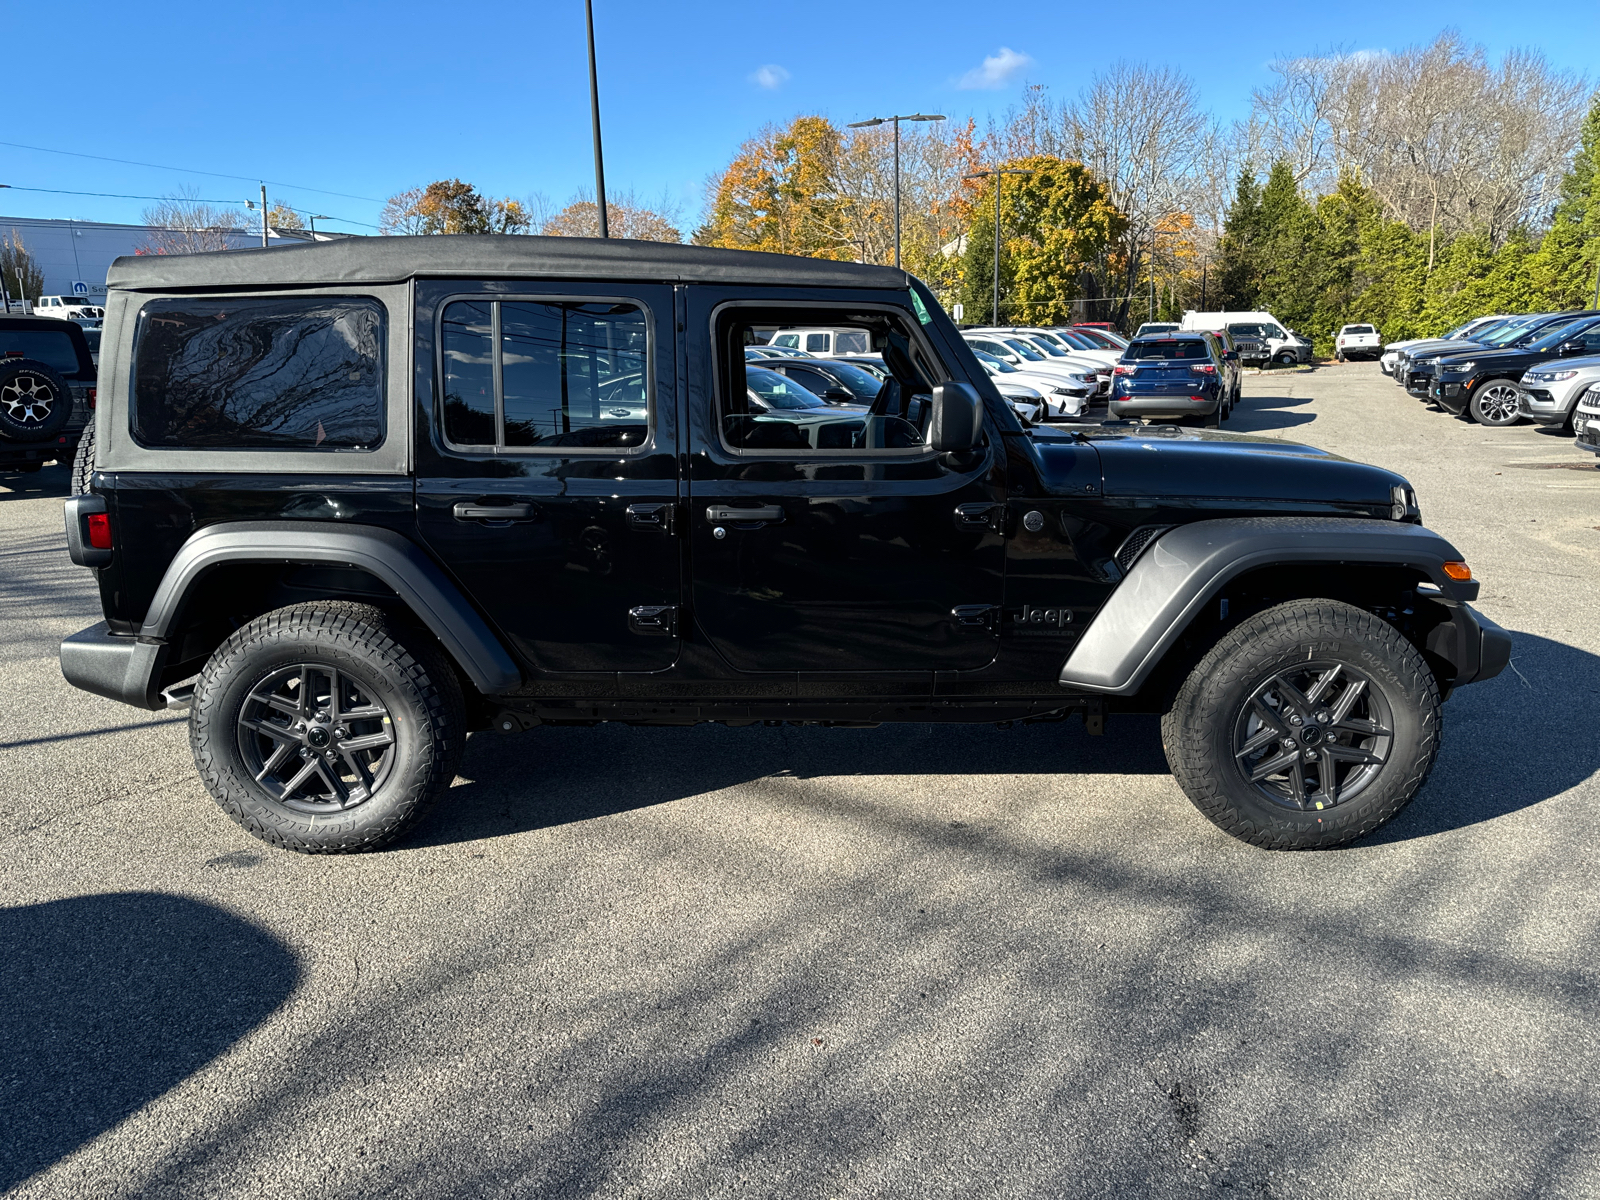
0,185 -> 379,229
0,139 -> 382,203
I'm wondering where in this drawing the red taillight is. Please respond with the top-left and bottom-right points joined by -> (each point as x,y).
86,512 -> 113,550
1191,395 -> 1210,402
1113,364 -> 1137,376
1190,363 -> 1216,375
88,388 -> 97,409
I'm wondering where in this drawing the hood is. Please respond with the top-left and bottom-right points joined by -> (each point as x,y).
1403,338 -> 1481,358
1031,427 -> 1406,510
1437,342 -> 1558,369
1522,355 -> 1600,377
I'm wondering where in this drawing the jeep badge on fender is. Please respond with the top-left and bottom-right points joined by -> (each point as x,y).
59,236 -> 1509,854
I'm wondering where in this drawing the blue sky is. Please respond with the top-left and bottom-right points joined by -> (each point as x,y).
4,0 -> 1597,235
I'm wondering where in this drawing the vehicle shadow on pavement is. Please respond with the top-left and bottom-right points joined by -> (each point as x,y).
407,715 -> 1173,850
0,892 -> 299,1192
413,628 -> 1596,852
0,463 -> 72,503
1366,629 -> 1600,845
1226,396 -> 1316,436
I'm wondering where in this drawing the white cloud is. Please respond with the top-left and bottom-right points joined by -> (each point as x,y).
750,64 -> 791,90
957,47 -> 1034,90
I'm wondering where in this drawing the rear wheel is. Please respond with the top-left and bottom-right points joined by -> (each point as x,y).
190,602 -> 466,853
1469,379 -> 1523,426
1163,600 -> 1441,849
0,359 -> 74,443
70,417 -> 95,495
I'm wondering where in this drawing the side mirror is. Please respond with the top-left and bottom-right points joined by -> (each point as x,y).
1224,350 -> 1239,361
1560,341 -> 1586,357
931,382 -> 982,452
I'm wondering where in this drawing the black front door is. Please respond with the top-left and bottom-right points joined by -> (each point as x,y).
683,287 -> 1006,681
414,280 -> 681,676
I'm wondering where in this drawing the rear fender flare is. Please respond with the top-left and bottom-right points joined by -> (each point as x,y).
140,521 -> 521,695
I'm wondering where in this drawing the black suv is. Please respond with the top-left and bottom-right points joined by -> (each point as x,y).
1431,314 -> 1600,425
60,237 -> 1509,855
0,315 -> 96,474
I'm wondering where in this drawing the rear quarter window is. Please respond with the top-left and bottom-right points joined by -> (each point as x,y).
131,296 -> 385,449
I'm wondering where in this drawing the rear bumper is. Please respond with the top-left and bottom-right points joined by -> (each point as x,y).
1108,395 -> 1221,419
0,429 -> 82,468
60,621 -> 169,710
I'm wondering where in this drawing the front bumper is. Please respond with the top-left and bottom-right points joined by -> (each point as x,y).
1431,378 -> 1473,414
1426,604 -> 1513,690
1517,387 -> 1573,426
1576,413 -> 1600,453
60,621 -> 170,710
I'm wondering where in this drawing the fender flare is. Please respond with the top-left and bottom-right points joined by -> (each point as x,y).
141,521 -> 522,694
1058,517 -> 1487,695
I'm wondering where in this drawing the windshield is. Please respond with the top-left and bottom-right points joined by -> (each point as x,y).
814,360 -> 885,394
745,366 -> 827,410
1526,318 -> 1596,352
1126,339 -> 1211,361
1003,338 -> 1045,361
1227,323 -> 1267,337
1136,323 -> 1178,337
0,328 -> 82,374
1479,322 -> 1538,347
1053,330 -> 1098,350
1023,335 -> 1068,356
972,350 -> 1017,374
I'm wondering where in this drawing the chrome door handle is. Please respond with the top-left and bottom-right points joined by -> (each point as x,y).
453,501 -> 534,522
705,505 -> 784,524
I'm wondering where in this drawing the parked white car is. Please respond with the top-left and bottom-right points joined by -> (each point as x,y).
1380,315 -> 1513,376
1334,324 -> 1382,361
975,326 -> 1121,372
1573,384 -> 1600,456
767,327 -> 873,356
971,349 -> 1089,421
963,333 -> 1106,396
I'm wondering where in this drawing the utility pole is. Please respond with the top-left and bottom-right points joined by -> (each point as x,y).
310,215 -> 332,239
847,113 -> 944,269
260,184 -> 268,248
585,0 -> 609,238
964,168 -> 1034,324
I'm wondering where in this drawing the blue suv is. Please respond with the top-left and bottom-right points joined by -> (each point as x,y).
1109,333 -> 1233,426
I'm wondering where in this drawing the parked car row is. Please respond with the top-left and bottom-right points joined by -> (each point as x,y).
1382,309 -> 1600,430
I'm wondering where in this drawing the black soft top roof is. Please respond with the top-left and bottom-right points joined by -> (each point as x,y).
106,234 -> 910,292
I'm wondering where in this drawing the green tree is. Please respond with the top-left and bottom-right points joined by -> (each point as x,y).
958,155 -> 1127,323
1529,91 -> 1600,308
1256,160 -> 1319,332
1215,169 -> 1264,310
0,229 -> 44,305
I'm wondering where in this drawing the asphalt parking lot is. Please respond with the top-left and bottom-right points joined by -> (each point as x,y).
3,363 -> 1598,1199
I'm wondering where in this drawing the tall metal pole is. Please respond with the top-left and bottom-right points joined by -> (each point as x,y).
992,173 -> 1003,324
585,0 -> 609,238
892,117 -> 902,270
260,183 -> 268,248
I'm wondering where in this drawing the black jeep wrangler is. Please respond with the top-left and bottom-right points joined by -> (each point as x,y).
59,237 -> 1510,854
0,314 -> 96,475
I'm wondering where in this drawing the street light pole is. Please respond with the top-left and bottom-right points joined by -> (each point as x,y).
585,0 -> 609,238
260,183 -> 268,248
847,113 -> 945,269
963,167 -> 1034,324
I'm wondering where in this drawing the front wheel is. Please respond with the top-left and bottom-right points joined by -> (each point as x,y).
190,602 -> 466,853
1162,600 -> 1441,849
1469,379 -> 1523,426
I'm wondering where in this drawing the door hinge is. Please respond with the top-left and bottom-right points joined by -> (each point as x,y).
953,502 -> 1003,532
951,604 -> 998,630
626,502 -> 675,534
628,605 -> 679,637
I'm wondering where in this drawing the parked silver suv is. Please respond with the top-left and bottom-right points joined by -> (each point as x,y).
1518,356 -> 1600,433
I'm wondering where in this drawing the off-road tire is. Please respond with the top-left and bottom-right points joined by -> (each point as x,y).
1162,599 -> 1441,849
0,358 -> 74,443
70,416 -> 95,495
1468,378 -> 1523,426
190,602 -> 467,853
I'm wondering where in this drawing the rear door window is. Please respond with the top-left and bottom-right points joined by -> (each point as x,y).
131,296 -> 385,449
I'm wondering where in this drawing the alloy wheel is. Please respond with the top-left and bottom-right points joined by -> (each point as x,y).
1231,661 -> 1393,811
1474,384 -> 1521,425
0,374 -> 56,425
236,664 -> 397,812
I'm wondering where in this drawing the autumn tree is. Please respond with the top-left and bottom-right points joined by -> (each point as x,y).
381,180 -> 531,235
138,192 -> 247,255
542,192 -> 682,242
267,204 -> 303,231
696,116 -> 853,259
958,155 -> 1127,323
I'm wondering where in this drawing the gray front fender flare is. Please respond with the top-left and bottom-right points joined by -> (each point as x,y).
140,521 -> 522,695
1058,517 -> 1477,695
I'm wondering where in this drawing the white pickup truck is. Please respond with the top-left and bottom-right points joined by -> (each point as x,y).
34,296 -> 106,324
1335,324 -> 1382,361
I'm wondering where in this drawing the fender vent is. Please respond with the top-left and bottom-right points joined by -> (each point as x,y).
1114,525 -> 1173,574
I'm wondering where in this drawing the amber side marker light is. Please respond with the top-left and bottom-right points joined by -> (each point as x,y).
1442,561 -> 1472,582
